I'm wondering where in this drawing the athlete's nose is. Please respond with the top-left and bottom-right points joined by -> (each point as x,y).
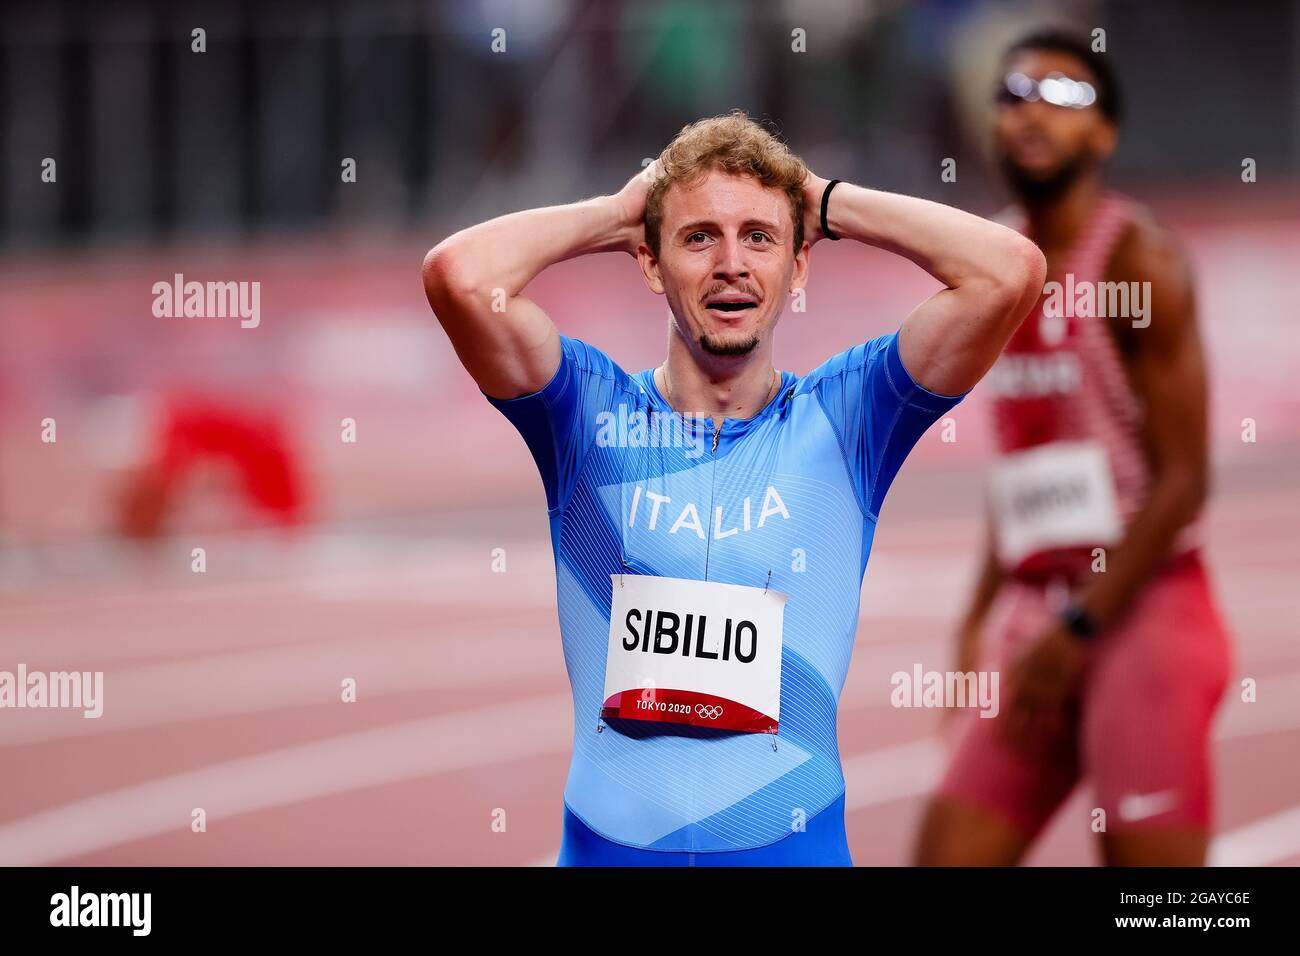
1018,96 -> 1054,124
713,234 -> 750,281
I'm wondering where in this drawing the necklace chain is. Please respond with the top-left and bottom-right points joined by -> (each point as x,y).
660,364 -> 780,411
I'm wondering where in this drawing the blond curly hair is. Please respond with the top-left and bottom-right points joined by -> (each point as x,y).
644,110 -> 809,257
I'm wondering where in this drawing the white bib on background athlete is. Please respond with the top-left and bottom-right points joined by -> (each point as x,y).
989,439 -> 1122,567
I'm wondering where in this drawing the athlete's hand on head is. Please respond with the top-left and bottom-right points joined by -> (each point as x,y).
613,159 -> 660,257
1000,626 -> 1085,754
800,172 -> 833,248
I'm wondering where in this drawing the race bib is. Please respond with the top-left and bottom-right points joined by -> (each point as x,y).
601,574 -> 786,734
990,441 -> 1122,566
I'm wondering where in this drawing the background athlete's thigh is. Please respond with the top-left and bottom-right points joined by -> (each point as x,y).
1083,560 -> 1232,866
916,582 -> 1082,865
915,794 -> 1035,867
916,705 -> 1080,865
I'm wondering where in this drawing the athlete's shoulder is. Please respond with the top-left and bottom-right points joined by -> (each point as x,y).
798,330 -> 965,426
1104,200 -> 1197,352
1107,202 -> 1194,288
557,334 -> 620,377
799,332 -> 896,393
556,335 -> 644,397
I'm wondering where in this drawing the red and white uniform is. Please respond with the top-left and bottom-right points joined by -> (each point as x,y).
984,193 -> 1198,579
938,194 -> 1232,834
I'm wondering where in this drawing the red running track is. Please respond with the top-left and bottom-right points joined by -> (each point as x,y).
2,451 -> 1298,866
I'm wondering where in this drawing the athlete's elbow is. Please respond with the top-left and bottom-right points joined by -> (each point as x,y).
998,237 -> 1047,318
1016,236 -> 1048,296
976,237 -> 1045,335
423,242 -> 466,303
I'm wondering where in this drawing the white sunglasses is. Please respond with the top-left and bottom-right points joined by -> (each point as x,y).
997,71 -> 1098,109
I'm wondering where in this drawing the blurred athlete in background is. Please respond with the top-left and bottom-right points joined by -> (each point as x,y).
916,29 -> 1232,867
424,111 -> 1044,866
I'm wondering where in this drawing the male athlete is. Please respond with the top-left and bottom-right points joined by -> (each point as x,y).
915,30 -> 1232,866
424,111 -> 1045,865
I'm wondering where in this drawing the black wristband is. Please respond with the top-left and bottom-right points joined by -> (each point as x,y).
820,179 -> 842,241
1059,603 -> 1098,642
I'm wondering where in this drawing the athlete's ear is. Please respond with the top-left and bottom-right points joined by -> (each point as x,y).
636,243 -> 666,295
790,240 -> 810,294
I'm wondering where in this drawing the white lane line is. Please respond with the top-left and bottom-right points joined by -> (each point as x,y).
0,603 -> 549,668
842,738 -> 945,810
0,692 -> 573,866
0,630 -> 563,746
3,633 -> 964,745
4,666 -> 1299,864
522,679 -> 1300,867
0,538 -> 557,616
1210,805 -> 1300,866
12,580 -> 1296,745
1215,672 -> 1300,740
7,600 -> 1297,705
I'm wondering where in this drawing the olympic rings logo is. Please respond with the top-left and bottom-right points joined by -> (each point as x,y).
694,704 -> 724,720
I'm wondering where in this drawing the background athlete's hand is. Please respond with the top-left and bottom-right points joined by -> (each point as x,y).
800,172 -> 832,247
1000,626 -> 1084,754
613,159 -> 660,257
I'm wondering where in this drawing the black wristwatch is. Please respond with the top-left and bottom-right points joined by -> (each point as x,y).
1059,603 -> 1098,642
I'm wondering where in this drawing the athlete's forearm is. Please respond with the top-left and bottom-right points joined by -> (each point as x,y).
1072,467 -> 1206,630
427,195 -> 637,300
813,176 -> 1042,297
810,175 -> 1045,394
947,523 -> 1003,682
961,524 -> 1006,632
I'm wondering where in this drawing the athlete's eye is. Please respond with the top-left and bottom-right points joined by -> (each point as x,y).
685,232 -> 710,245
748,231 -> 772,244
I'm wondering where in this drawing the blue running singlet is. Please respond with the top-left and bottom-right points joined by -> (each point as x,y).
486,330 -> 963,863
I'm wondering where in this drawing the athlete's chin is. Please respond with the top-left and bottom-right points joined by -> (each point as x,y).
1013,159 -> 1066,182
999,153 -> 1091,202
1000,154 -> 1063,181
698,329 -> 761,357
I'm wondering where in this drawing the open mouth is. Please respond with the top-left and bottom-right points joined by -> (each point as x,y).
704,298 -> 759,314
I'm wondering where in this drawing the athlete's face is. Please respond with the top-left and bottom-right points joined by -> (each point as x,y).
638,169 -> 808,358
994,50 -> 1116,197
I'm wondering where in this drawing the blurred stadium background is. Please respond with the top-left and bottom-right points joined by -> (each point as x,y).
2,0 -> 1298,865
